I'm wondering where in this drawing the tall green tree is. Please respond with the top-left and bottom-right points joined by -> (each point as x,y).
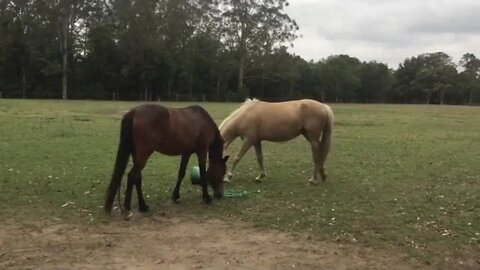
415,52 -> 457,104
394,53 -> 458,104
2,0 -> 35,98
219,0 -> 297,97
459,53 -> 480,105
358,61 -> 394,103
319,55 -> 361,102
45,0 -> 92,99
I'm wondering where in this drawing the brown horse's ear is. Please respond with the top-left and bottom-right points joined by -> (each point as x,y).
223,156 -> 229,163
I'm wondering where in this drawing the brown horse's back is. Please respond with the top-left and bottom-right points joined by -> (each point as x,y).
131,104 -> 217,157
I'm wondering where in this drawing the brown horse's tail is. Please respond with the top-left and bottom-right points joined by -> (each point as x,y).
319,105 -> 334,174
104,110 -> 135,214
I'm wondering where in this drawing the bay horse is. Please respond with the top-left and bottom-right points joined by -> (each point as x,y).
104,104 -> 229,219
219,98 -> 333,185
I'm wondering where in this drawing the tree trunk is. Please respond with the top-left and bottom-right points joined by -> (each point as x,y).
468,89 -> 473,105
261,75 -> 265,99
439,89 -> 444,105
216,77 -> 221,101
188,74 -> 193,101
167,79 -> 172,100
238,54 -> 245,96
144,83 -> 148,101
289,81 -> 294,98
167,68 -> 176,100
21,66 -> 26,99
0,73 -> 3,98
61,21 -> 68,99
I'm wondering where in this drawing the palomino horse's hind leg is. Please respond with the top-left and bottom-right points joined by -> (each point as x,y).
225,140 -> 253,182
172,154 -> 191,203
318,135 -> 331,182
254,142 -> 266,182
308,140 -> 321,185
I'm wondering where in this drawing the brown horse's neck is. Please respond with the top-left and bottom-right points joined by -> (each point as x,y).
209,131 -> 224,163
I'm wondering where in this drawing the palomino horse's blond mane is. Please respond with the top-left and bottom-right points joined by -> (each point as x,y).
219,98 -> 258,131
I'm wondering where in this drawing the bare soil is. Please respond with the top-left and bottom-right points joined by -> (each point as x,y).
0,215 -> 472,270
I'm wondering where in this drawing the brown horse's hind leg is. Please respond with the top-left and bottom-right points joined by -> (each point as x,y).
172,154 -> 191,203
254,142 -> 266,182
123,151 -> 151,220
225,140 -> 253,182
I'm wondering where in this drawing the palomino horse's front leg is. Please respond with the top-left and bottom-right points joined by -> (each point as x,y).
254,142 -> 266,182
225,140 -> 253,182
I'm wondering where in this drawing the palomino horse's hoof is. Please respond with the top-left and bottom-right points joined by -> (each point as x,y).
123,210 -> 134,221
308,178 -> 320,186
254,174 -> 266,182
224,173 -> 233,183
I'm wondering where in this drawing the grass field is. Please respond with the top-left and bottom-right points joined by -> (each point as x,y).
0,99 -> 479,266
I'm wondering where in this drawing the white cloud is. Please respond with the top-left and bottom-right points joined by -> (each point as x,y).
286,0 -> 480,68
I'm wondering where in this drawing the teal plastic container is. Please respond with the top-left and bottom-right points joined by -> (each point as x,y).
190,166 -> 201,185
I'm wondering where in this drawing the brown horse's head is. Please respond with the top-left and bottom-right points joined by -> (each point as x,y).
207,156 -> 229,198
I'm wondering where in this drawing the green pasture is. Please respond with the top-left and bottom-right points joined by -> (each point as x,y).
0,100 -> 479,264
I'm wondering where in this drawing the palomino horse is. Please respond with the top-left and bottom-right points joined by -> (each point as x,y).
105,104 -> 229,219
219,98 -> 333,185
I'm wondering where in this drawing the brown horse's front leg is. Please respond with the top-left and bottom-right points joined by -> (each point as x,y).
197,151 -> 212,204
172,154 -> 191,203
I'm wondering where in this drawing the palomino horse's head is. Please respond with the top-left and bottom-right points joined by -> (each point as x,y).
206,156 -> 229,198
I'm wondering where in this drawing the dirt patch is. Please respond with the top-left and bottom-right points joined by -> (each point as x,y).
0,215 -> 461,270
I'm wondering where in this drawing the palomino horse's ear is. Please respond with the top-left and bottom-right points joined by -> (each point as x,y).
223,155 -> 230,162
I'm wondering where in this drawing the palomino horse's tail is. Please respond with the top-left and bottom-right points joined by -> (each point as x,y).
104,110 -> 135,214
319,105 -> 334,179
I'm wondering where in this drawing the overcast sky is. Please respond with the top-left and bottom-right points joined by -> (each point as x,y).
285,0 -> 480,69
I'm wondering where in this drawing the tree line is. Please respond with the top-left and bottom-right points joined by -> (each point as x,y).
0,0 -> 479,104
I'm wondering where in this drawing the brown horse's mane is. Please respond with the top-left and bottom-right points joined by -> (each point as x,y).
219,98 -> 258,133
188,105 -> 224,162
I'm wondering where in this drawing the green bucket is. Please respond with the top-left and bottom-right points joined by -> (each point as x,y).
190,166 -> 201,185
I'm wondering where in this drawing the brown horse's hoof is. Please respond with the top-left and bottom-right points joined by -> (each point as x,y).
123,211 -> 134,220
139,204 -> 150,213
203,195 -> 212,204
